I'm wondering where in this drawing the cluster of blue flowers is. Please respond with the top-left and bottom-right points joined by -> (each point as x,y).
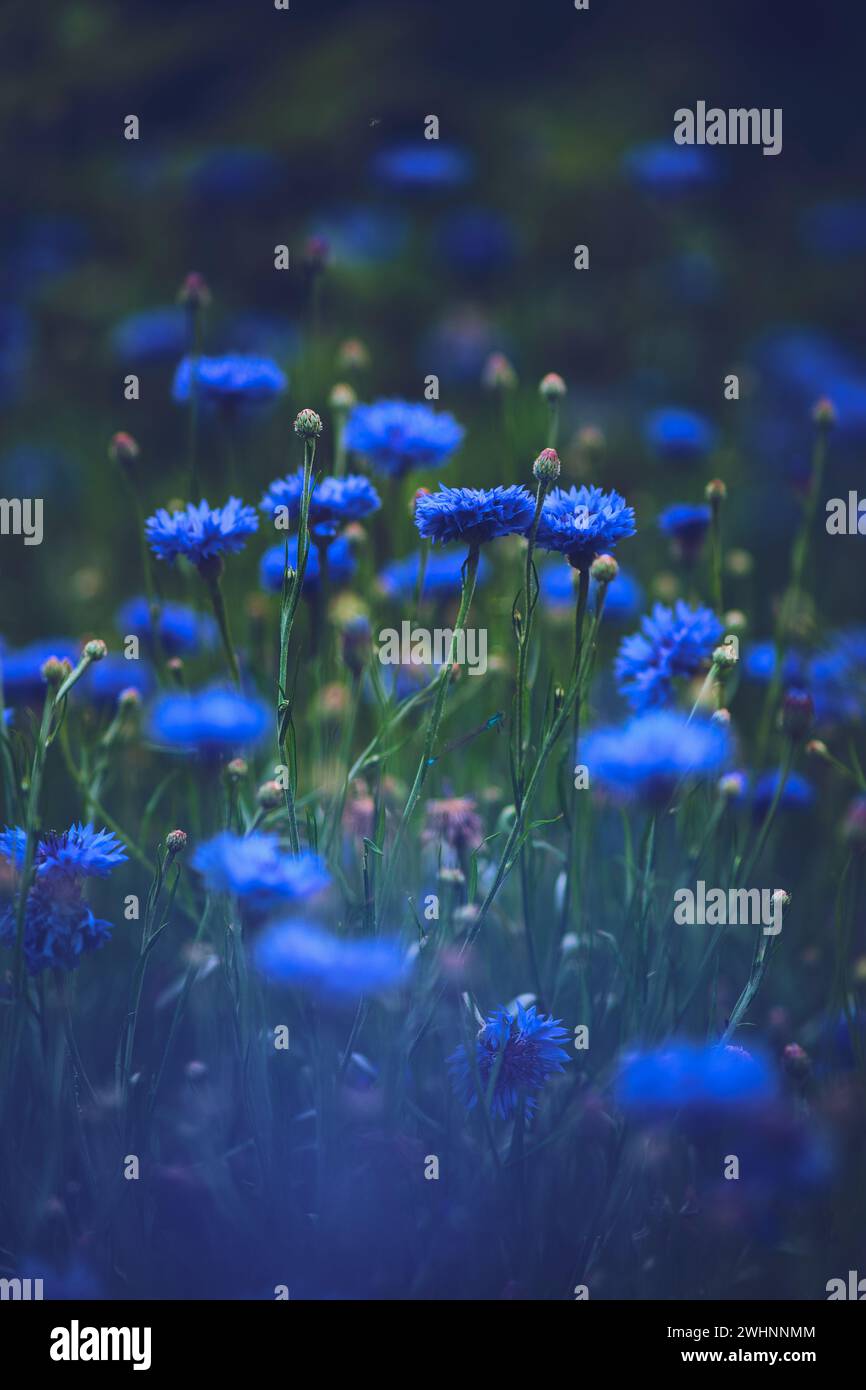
192,832 -> 330,909
260,535 -> 356,595
0,823 -> 127,974
583,709 -> 731,802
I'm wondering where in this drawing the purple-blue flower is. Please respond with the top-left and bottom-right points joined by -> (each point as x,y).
145,497 -> 258,567
371,143 -> 472,192
448,1003 -> 570,1119
752,770 -> 814,817
615,601 -> 723,711
658,503 -> 712,561
344,400 -> 464,478
192,833 -> 330,907
535,485 -> 636,571
415,484 -> 534,547
172,354 -> 287,408
622,142 -> 717,196
116,597 -> 216,657
253,920 -> 411,1001
260,471 -> 380,539
148,686 -> 270,755
615,1042 -> 778,1116
542,563 -> 643,621
583,710 -> 731,802
0,639 -> 78,704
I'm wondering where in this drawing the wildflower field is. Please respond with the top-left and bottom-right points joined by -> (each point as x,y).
2,0 -> 866,1314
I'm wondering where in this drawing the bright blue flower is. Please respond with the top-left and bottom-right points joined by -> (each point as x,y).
260,471 -> 380,538
260,535 -> 356,595
192,833 -> 330,907
111,307 -> 187,365
744,643 -> 808,687
81,655 -> 155,706
645,408 -> 717,462
415,484 -> 534,547
615,601 -> 723,710
116,597 -> 216,657
623,142 -> 717,195
615,1042 -> 778,1116
344,400 -> 464,478
448,1003 -> 570,1119
172,354 -> 287,408
148,686 -> 270,755
0,639 -> 78,704
658,502 -> 712,560
378,549 -> 490,603
371,142 -> 472,191
752,770 -> 814,816
145,497 -> 258,567
0,823 -> 127,975
584,710 -> 731,802
535,485 -> 636,571
253,920 -> 411,1001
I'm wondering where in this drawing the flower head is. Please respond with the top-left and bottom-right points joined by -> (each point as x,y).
145,497 -> 258,568
172,354 -> 286,408
192,833 -> 330,908
116,597 -> 216,657
615,601 -> 723,711
535,484 -> 636,571
644,408 -> 716,462
658,502 -> 712,562
583,710 -> 731,803
422,796 -> 484,853
615,1042 -> 778,1117
148,685 -> 270,756
415,483 -> 534,547
378,548 -> 490,603
448,1003 -> 570,1119
752,770 -> 814,817
259,534 -> 356,595
253,919 -> 411,1000
0,823 -> 127,975
0,639 -> 78,704
260,471 -> 380,539
344,400 -> 464,478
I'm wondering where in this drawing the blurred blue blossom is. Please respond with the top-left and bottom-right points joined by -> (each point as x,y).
260,535 -> 356,595
254,919 -> 411,1000
448,1002 -> 570,1119
148,686 -> 269,755
372,142 -> 472,191
111,307 -> 188,365
615,1042 -> 778,1116
809,629 -> 866,726
192,833 -> 330,907
542,563 -> 643,621
615,601 -> 723,710
260,471 -> 380,539
0,639 -> 78,704
311,205 -> 408,266
378,549 -> 490,603
584,710 -> 731,802
81,654 -> 155,707
437,208 -> 516,276
622,142 -> 717,195
658,503 -> 712,561
116,598 -> 217,657
172,354 -> 287,409
752,770 -> 814,816
188,147 -> 283,203
645,408 -> 717,462
344,400 -> 464,478
744,642 -> 808,687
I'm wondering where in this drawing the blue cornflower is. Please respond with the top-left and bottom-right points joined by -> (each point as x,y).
116,597 -> 216,657
378,549 -> 490,603
0,823 -> 127,975
260,471 -> 380,539
371,143 -> 472,191
645,408 -> 717,462
260,535 -> 356,595
148,686 -> 270,756
110,307 -> 187,365
622,142 -> 717,195
448,1003 -> 570,1120
172,354 -> 287,409
809,630 -> 866,726
81,655 -> 155,706
343,400 -> 464,478
192,833 -> 330,908
253,920 -> 411,1001
752,770 -> 814,817
535,485 -> 636,571
615,601 -> 722,711
583,710 -> 731,802
658,503 -> 712,561
0,639 -> 78,704
744,643 -> 808,687
542,563 -> 643,621
415,484 -> 535,547
615,1042 -> 778,1117
145,497 -> 258,568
